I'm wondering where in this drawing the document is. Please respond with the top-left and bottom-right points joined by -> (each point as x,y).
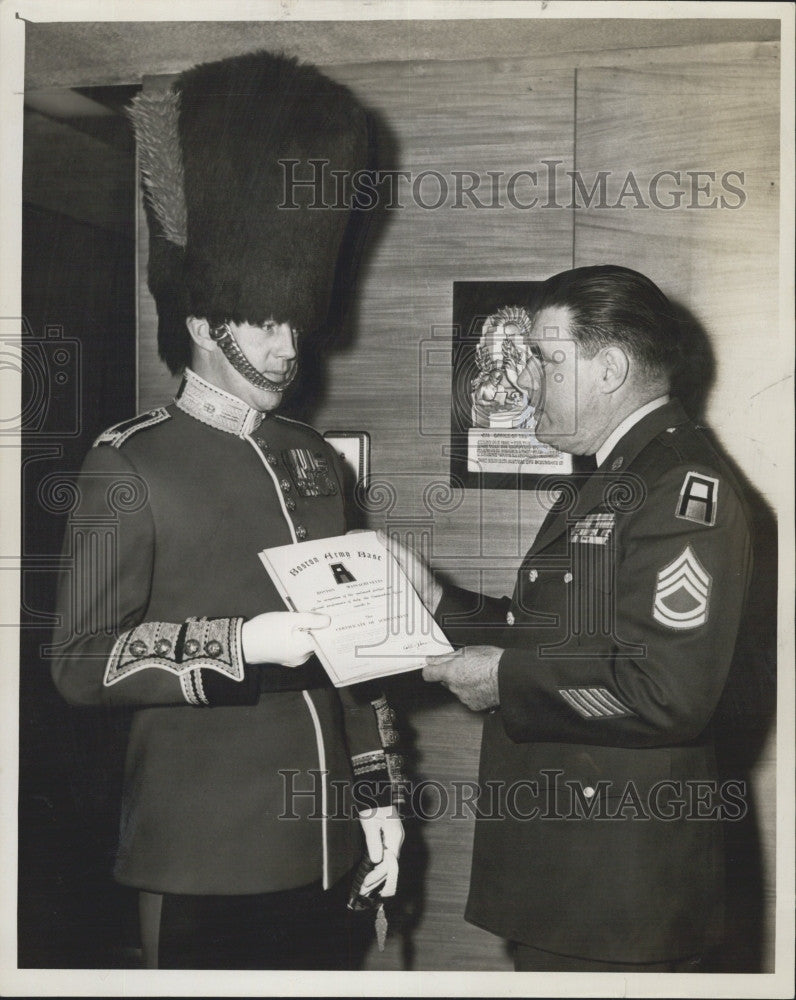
258,531 -> 453,686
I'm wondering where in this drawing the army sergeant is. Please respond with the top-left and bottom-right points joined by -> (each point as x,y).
391,265 -> 752,972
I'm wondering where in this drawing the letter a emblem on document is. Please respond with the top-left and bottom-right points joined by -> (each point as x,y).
652,545 -> 712,630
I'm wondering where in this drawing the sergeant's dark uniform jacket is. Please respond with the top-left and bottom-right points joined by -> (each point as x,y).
437,399 -> 752,963
52,370 -> 401,896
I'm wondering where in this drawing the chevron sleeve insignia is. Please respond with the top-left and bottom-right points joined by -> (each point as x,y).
652,545 -> 712,630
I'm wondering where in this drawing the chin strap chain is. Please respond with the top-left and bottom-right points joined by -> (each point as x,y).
209,323 -> 298,392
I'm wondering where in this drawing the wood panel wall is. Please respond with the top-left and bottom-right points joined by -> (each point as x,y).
136,41 -> 780,971
320,60 -> 574,971
573,61 -> 781,503
572,59 -> 780,973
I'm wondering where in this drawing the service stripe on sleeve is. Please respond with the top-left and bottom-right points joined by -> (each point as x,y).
559,687 -> 633,719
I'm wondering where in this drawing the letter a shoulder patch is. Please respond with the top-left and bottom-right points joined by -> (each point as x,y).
652,545 -> 712,630
676,471 -> 719,526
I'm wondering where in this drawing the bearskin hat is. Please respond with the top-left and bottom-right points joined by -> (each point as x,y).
129,50 -> 372,373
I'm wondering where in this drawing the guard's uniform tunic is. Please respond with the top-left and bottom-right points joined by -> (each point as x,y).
437,399 -> 752,963
52,370 -> 400,897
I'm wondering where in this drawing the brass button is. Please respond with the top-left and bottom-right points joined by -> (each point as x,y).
564,572 -> 573,583
184,638 -> 200,656
205,639 -> 223,657
506,610 -> 515,626
266,454 -> 278,466
154,638 -> 172,656
129,639 -> 148,657
285,498 -> 296,511
528,569 -> 538,583
280,479 -> 292,493
583,786 -> 595,799
295,525 -> 308,540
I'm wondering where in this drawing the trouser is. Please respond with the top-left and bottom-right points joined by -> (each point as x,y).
512,942 -> 704,972
139,875 -> 371,970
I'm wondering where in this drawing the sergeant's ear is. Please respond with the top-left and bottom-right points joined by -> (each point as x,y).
186,316 -> 216,356
598,346 -> 630,393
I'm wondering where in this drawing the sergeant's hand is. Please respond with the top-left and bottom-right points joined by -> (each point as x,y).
358,805 -> 404,898
423,645 -> 501,711
241,611 -> 331,668
376,529 -> 442,615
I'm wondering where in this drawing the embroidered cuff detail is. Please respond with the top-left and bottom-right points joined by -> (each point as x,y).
104,617 -> 247,696
180,669 -> 209,706
352,751 -> 407,809
386,752 -> 408,810
357,699 -> 408,810
373,696 -> 400,748
352,749 -> 389,777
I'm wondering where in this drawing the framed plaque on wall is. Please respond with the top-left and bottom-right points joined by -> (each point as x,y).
450,280 -> 573,490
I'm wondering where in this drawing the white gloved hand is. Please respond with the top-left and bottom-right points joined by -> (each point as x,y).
376,529 -> 442,615
241,611 -> 331,668
358,805 -> 404,898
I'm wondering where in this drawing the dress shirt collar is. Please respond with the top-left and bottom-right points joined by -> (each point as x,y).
175,368 -> 265,437
595,395 -> 670,468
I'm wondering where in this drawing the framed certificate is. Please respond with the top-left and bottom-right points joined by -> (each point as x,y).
451,281 -> 573,490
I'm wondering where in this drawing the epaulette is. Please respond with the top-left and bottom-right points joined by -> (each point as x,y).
656,421 -> 717,467
92,407 -> 171,448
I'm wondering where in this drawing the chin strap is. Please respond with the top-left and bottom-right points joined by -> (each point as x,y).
209,323 -> 298,392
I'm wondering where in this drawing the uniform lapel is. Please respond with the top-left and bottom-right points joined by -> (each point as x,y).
529,399 -> 690,555
530,472 -> 593,555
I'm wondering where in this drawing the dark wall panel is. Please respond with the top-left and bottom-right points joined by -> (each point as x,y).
19,201 -> 137,967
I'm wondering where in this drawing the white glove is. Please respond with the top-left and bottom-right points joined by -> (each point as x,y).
376,529 -> 442,615
241,611 -> 330,668
358,805 -> 404,898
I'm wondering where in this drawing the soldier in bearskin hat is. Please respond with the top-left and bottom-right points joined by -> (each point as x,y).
51,50 -> 402,970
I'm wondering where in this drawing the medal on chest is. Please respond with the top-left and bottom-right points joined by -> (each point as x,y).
283,448 -> 339,498
570,511 -> 615,545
